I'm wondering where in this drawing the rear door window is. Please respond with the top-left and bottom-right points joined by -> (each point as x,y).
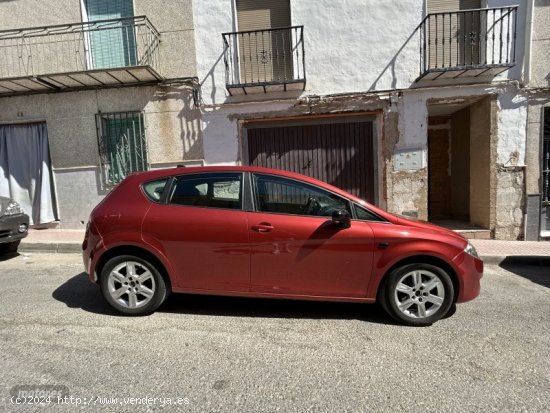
169,173 -> 243,210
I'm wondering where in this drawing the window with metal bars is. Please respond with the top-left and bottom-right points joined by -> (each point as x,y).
96,111 -> 147,185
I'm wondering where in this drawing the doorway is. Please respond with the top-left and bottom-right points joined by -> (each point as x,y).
0,122 -> 58,225
427,97 -> 495,237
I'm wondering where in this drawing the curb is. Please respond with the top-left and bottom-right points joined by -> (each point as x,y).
19,242 -> 82,254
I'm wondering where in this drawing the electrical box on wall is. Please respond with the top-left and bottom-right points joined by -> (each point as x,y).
394,149 -> 423,171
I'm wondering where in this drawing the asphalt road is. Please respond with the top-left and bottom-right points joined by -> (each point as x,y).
0,252 -> 549,412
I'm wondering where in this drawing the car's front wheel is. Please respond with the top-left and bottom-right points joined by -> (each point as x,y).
382,263 -> 454,326
99,255 -> 167,315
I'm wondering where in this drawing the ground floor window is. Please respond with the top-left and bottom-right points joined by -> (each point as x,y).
96,111 -> 147,185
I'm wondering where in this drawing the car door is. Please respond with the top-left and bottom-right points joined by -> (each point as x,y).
142,172 -> 250,291
248,173 -> 375,298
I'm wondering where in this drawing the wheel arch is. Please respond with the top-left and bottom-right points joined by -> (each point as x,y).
375,255 -> 460,304
95,245 -> 172,292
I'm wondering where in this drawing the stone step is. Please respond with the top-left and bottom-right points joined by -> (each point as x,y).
453,229 -> 492,239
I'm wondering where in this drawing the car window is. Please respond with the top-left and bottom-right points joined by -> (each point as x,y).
142,178 -> 169,202
354,204 -> 386,222
253,174 -> 350,217
169,173 -> 242,210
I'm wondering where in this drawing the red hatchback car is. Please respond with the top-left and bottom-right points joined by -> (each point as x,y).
83,166 -> 482,326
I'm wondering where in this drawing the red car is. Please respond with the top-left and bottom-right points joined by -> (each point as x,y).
82,166 -> 482,326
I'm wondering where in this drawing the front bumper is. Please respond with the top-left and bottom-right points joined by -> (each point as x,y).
0,213 -> 29,244
452,251 -> 484,303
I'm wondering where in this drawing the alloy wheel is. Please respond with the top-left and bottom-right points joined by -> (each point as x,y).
107,261 -> 156,309
393,269 -> 445,319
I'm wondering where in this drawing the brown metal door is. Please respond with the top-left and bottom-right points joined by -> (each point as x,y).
247,121 -> 375,202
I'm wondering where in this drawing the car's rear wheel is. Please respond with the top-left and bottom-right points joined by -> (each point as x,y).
99,255 -> 167,315
382,263 -> 454,326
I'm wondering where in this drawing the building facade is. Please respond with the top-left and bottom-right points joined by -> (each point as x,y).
194,0 -> 539,240
1,0 -> 548,240
0,0 -> 201,228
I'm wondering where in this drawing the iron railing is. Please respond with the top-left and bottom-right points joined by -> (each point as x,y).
0,16 -> 160,79
96,111 -> 148,186
419,6 -> 517,77
222,26 -> 305,88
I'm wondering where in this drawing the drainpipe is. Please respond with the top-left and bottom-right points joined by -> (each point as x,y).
522,0 -> 534,86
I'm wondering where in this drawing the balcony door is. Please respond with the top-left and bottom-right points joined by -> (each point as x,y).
83,0 -> 137,69
426,0 -> 482,69
236,0 -> 293,84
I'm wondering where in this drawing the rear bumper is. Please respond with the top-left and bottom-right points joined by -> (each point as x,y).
453,251 -> 484,303
0,213 -> 29,244
82,223 -> 103,282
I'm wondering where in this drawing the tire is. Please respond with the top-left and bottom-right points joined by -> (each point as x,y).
99,255 -> 168,316
0,240 -> 20,254
382,263 -> 454,327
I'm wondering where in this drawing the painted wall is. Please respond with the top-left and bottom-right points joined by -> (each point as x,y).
0,0 -> 197,79
530,0 -> 550,88
0,85 -> 201,228
192,0 -> 527,106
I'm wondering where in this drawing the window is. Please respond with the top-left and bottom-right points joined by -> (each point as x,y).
254,174 -> 350,217
142,178 -> 169,202
354,204 -> 385,222
235,0 -> 293,83
83,0 -> 137,69
169,173 -> 243,210
96,111 -> 147,185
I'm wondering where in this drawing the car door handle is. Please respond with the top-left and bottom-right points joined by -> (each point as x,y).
251,223 -> 274,233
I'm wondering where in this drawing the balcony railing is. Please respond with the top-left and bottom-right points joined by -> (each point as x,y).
222,26 -> 305,95
0,16 -> 161,96
418,6 -> 518,81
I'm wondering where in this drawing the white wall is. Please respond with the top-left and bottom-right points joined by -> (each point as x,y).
398,83 -> 528,171
192,0 -> 527,107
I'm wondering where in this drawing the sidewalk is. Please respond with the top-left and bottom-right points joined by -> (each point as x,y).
17,229 -> 550,263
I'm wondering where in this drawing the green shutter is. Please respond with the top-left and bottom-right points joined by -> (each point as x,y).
98,112 -> 147,185
85,0 -> 137,69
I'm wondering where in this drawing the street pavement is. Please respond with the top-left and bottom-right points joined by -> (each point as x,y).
0,252 -> 549,412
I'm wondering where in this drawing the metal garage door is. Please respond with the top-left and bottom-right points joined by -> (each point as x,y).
247,121 -> 375,202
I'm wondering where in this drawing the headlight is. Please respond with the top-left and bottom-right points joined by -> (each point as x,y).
464,242 -> 480,259
3,200 -> 24,216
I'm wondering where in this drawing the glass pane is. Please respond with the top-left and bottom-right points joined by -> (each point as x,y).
255,174 -> 350,217
354,204 -> 384,222
142,179 -> 168,202
170,173 -> 242,210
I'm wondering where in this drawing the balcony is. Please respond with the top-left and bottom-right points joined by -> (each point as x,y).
222,26 -> 305,95
0,16 -> 161,97
417,6 -> 518,81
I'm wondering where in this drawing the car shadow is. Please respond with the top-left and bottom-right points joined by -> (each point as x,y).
0,251 -> 19,262
498,256 -> 550,289
52,273 -> 400,325
52,272 -> 118,316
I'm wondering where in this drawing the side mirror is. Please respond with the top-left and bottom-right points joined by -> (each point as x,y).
332,209 -> 351,229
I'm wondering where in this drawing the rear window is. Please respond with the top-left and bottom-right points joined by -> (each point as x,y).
142,179 -> 169,202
